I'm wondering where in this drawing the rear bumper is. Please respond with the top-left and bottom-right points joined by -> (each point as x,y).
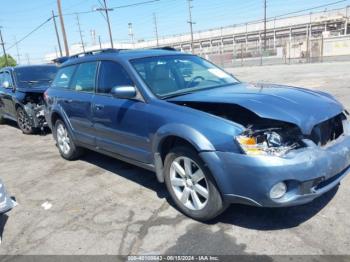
200,135 -> 350,207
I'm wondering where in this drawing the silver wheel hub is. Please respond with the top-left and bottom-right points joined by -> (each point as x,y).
56,123 -> 71,155
170,156 -> 209,211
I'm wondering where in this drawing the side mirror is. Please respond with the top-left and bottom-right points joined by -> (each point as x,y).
111,86 -> 137,99
2,81 -> 11,89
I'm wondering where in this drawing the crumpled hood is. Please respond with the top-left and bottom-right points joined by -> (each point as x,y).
168,83 -> 344,134
17,84 -> 50,94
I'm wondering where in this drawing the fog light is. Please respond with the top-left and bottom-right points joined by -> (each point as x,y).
270,182 -> 287,199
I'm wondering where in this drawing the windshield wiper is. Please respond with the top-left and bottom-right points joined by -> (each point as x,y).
161,91 -> 195,100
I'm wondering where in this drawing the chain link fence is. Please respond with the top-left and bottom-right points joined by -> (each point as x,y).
195,34 -> 350,68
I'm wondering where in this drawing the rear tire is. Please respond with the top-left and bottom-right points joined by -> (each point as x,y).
16,107 -> 34,134
54,119 -> 84,160
164,146 -> 226,221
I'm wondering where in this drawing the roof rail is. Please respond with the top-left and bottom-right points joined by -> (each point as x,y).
69,48 -> 124,59
153,46 -> 177,51
52,48 -> 125,64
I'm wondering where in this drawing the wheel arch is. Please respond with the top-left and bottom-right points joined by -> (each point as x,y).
152,124 -> 215,183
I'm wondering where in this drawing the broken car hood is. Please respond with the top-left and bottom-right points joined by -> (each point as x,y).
17,85 -> 50,94
168,83 -> 344,134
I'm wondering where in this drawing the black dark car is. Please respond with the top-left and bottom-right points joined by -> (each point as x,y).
0,65 -> 58,134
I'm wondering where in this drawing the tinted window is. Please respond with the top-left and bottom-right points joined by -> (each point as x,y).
98,61 -> 133,94
14,66 -> 57,88
51,65 -> 76,89
70,62 -> 98,92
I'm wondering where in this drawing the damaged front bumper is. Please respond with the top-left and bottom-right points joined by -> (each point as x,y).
23,103 -> 47,129
200,135 -> 350,207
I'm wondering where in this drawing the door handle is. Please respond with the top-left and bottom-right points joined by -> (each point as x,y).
63,99 -> 73,103
94,104 -> 104,110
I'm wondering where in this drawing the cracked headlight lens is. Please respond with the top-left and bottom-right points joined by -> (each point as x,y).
236,131 -> 297,157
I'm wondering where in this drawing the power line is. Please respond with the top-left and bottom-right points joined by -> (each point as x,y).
6,18 -> 52,51
273,0 -> 348,19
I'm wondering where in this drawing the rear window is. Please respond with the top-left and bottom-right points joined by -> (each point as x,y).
14,66 -> 57,88
51,65 -> 77,89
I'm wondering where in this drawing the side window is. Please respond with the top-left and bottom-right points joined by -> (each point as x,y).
70,62 -> 98,92
97,61 -> 134,94
51,65 -> 76,89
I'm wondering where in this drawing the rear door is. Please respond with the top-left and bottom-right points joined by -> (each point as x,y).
92,60 -> 152,163
51,62 -> 98,146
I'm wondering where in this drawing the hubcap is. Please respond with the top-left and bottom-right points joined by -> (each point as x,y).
56,123 -> 71,155
170,156 -> 209,211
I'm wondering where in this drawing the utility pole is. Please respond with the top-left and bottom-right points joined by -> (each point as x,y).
0,27 -> 8,66
98,35 -> 102,49
187,0 -> 195,54
57,0 -> 69,56
52,10 -> 63,57
76,14 -> 85,52
25,53 -> 30,65
263,0 -> 267,51
13,36 -> 21,64
128,22 -> 135,45
153,13 -> 159,47
96,0 -> 114,48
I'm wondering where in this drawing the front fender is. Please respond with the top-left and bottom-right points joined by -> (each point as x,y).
152,123 -> 215,155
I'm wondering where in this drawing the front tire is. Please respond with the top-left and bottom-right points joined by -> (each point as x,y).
54,119 -> 84,160
164,146 -> 226,221
16,107 -> 34,134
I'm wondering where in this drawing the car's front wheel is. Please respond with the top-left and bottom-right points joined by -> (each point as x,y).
16,107 -> 34,134
54,119 -> 84,160
164,146 -> 226,221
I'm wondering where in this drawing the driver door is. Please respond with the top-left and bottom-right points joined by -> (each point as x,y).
92,60 -> 152,163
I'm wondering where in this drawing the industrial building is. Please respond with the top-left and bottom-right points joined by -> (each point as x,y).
45,6 -> 350,67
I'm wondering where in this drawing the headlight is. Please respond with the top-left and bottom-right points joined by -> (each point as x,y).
236,130 -> 298,157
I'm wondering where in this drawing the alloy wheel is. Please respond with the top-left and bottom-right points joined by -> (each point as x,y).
56,123 -> 71,155
17,108 -> 32,133
170,156 -> 209,210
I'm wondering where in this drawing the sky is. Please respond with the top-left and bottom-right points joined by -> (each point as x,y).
0,0 -> 349,64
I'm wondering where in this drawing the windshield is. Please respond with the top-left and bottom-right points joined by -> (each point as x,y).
131,55 -> 239,98
14,66 -> 58,88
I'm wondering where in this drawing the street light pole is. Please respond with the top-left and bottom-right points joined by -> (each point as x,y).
96,0 -> 114,49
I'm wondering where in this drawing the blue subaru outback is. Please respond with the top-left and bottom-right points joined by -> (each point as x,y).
45,48 -> 350,221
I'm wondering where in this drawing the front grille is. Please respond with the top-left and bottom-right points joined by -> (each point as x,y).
309,113 -> 345,146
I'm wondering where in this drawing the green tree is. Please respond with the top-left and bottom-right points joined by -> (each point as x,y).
0,54 -> 17,68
